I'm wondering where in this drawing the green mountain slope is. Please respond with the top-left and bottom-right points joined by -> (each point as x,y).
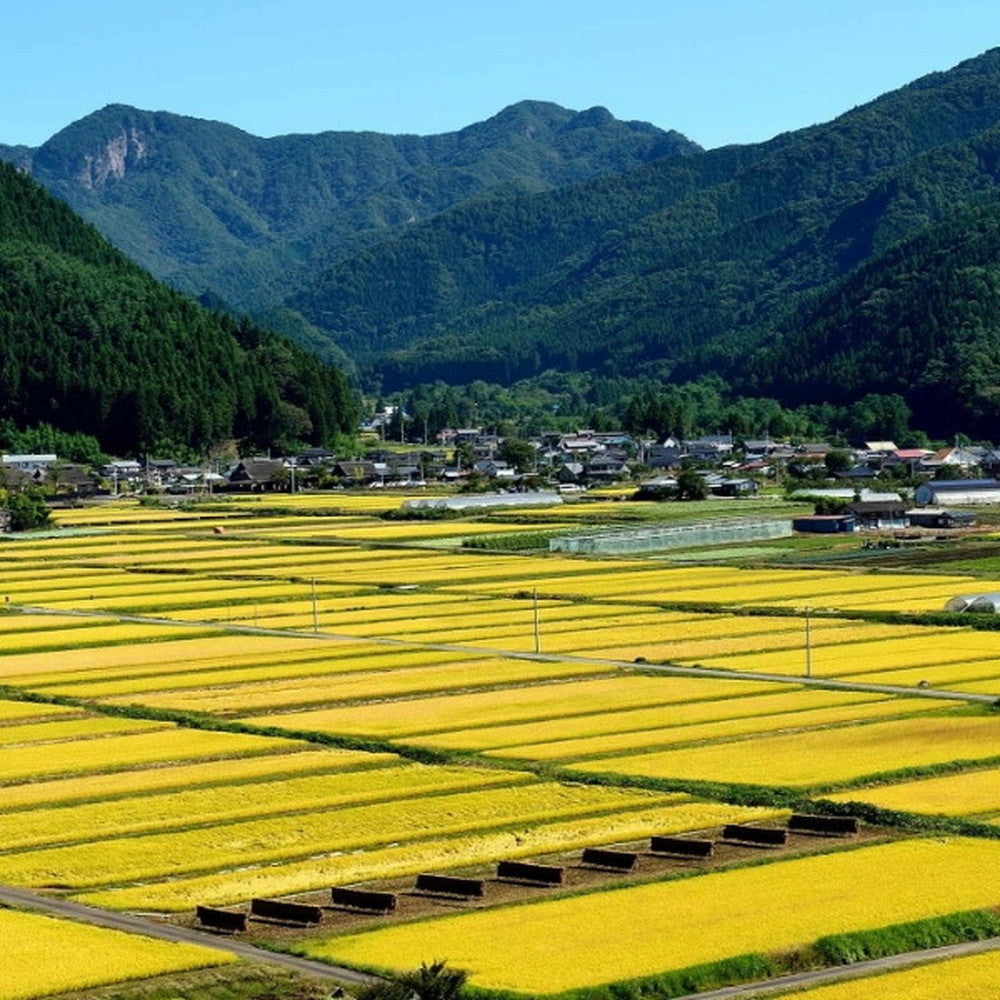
288,48 -> 1000,395
732,191 -> 1000,437
0,161 -> 355,455
8,102 -> 696,315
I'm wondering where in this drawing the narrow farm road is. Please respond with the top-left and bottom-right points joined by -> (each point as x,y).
15,603 -> 999,705
675,934 -> 1000,998
0,883 -> 377,987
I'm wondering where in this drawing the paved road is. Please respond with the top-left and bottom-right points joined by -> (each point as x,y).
675,935 -> 1000,998
16,603 -> 998,705
0,884 -> 377,987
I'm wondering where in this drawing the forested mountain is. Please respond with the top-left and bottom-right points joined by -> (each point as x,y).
3,102 -> 697,323
0,161 -> 355,455
287,48 -> 1000,418
729,191 -> 1000,437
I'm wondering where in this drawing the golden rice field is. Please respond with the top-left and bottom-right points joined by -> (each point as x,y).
98,657 -> 612,715
31,645 -> 476,699
243,674 -> 788,739
828,765 -> 1000,818
0,698 -> 79,722
0,726 -> 300,782
305,837 -> 1000,994
0,713 -> 169,746
0,910 -> 234,1000
572,712 -> 1000,788
5,493 -> 1000,994
780,950 -> 1000,1000
1,746 -> 396,811
478,695 -> 942,763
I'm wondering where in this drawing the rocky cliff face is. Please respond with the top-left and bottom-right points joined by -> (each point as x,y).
75,126 -> 147,189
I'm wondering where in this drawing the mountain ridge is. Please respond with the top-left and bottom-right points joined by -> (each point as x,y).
2,101 -> 699,319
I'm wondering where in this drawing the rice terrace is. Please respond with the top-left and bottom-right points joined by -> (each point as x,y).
1,490 -> 1000,1000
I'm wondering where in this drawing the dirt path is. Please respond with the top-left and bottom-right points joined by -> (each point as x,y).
0,883 -> 376,987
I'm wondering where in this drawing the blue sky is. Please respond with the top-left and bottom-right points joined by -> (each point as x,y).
5,1 -> 1000,148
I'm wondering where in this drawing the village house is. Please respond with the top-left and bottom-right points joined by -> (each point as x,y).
227,458 -> 287,491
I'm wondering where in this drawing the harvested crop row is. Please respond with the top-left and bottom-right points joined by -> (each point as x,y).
0,782 -> 686,889
78,798 -> 779,912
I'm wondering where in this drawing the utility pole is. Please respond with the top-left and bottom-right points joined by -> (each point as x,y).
311,577 -> 319,634
804,606 -> 812,678
533,588 -> 541,654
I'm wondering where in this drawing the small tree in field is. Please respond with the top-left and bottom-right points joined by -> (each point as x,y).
355,961 -> 468,1000
675,467 -> 708,501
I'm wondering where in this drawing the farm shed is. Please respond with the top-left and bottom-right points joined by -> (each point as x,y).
914,479 -> 1000,505
791,515 -> 855,533
907,509 -> 977,529
944,593 -> 1000,613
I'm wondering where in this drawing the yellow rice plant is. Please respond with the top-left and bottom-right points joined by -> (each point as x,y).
0,633 -> 334,682
308,837 -> 1000,995
834,587 -> 991,612
574,713 -> 1000,788
843,658 -> 1000,691
0,714 -> 167,747
104,657 -> 612,715
297,603 -> 653,639
49,647 -> 472,700
950,677 -> 1000,697
0,613 -> 101,632
0,762 -> 524,851
307,520 -> 573,541
39,581 -> 348,613
774,950 -> 1000,1000
30,638 -> 379,691
668,630 -> 999,678
0,909 -> 234,999
828,766 -> 1000,817
80,799 -> 779,912
0,781 -> 680,889
2,747 -> 395,811
0,728 -> 301,783
19,573 -> 288,602
402,686 -> 876,751
577,621 -> 952,667
89,542 -> 304,567
0,699 -> 80,723
484,696 -> 940,762
244,674 -> 785,739
0,623 -> 217,656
